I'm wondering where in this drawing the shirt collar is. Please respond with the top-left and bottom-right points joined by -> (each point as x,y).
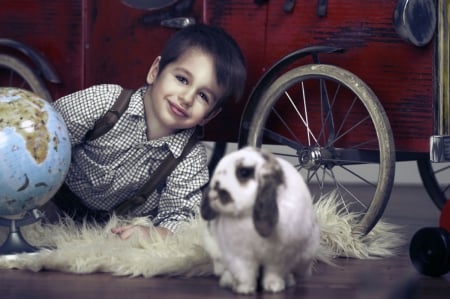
126,86 -> 147,116
150,128 -> 197,158
127,86 -> 198,157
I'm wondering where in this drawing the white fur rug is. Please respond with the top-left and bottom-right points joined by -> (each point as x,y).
0,195 -> 405,277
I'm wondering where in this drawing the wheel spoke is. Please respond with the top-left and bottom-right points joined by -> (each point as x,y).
271,106 -> 304,145
338,165 -> 378,187
284,90 -> 319,145
443,184 -> 450,194
434,165 -> 450,174
335,95 -> 359,138
347,138 -> 379,150
318,79 -> 339,145
324,158 -> 375,165
300,81 -> 312,146
271,152 -> 299,158
321,79 -> 334,141
417,160 -> 449,209
325,168 -> 366,211
329,115 -> 371,147
262,127 -> 304,149
334,180 -> 368,209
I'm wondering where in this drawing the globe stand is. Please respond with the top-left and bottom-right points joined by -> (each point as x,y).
0,209 -> 42,255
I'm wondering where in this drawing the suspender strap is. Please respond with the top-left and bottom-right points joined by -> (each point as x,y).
85,89 -> 134,141
113,128 -> 200,215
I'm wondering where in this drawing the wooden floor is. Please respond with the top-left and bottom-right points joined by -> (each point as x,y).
1,184 -> 449,299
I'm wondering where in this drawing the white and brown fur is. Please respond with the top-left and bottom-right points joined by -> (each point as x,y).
201,147 -> 320,294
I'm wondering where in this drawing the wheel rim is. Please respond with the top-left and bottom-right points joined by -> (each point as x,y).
417,158 -> 450,210
246,64 -> 395,235
0,54 -> 51,101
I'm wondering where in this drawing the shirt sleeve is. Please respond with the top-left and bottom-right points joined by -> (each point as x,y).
153,142 -> 209,232
52,84 -> 121,146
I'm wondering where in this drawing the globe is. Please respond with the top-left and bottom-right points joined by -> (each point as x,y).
0,88 -> 71,217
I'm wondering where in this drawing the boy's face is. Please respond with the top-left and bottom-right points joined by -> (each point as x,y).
145,48 -> 224,135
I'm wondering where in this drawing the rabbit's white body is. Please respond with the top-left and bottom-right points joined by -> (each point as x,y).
201,147 -> 320,294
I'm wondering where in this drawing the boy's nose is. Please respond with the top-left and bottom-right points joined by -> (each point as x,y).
179,89 -> 195,107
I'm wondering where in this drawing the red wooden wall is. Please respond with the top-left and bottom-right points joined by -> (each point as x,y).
0,0 -> 435,153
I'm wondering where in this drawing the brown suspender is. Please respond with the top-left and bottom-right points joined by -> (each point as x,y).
85,88 -> 199,215
85,89 -> 135,141
113,129 -> 199,215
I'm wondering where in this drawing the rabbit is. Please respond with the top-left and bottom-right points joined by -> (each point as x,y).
201,146 -> 320,294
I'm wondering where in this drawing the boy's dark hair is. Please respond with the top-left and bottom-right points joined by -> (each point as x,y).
158,24 -> 247,111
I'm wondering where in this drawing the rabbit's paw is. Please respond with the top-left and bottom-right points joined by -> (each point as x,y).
233,281 -> 257,294
219,270 -> 234,288
212,258 -> 225,276
286,273 -> 296,288
262,273 -> 286,293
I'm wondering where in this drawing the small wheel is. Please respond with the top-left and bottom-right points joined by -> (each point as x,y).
0,54 -> 52,101
241,64 -> 395,235
417,158 -> 449,210
410,227 -> 450,277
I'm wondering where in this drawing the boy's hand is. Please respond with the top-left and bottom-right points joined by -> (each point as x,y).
111,225 -> 171,240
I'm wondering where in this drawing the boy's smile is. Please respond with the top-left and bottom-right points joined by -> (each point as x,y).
144,48 -> 224,140
168,100 -> 189,117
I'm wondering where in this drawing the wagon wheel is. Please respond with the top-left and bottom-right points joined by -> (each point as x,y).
0,54 -> 52,101
241,64 -> 395,235
417,158 -> 450,210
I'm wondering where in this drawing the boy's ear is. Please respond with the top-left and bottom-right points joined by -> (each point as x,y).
146,56 -> 161,84
199,107 -> 222,126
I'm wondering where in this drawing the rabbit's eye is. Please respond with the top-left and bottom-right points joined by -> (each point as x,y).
236,165 -> 255,182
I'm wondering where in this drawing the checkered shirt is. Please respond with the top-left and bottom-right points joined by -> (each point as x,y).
52,84 -> 209,232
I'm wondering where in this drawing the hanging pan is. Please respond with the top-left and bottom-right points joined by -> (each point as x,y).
393,0 -> 437,47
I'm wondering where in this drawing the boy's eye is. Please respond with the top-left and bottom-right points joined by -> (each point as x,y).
174,74 -> 212,105
176,75 -> 188,85
198,92 -> 209,104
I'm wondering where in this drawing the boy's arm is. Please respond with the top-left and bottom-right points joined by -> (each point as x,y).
112,144 -> 208,239
111,225 -> 171,239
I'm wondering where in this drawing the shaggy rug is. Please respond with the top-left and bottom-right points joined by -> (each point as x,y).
0,195 -> 405,277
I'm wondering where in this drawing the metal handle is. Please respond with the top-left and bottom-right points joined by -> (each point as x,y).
317,0 -> 328,17
283,0 -> 296,13
161,17 -> 196,29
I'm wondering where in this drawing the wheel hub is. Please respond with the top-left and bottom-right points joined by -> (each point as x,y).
298,147 -> 333,170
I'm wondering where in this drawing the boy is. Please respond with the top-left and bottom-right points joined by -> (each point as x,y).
51,24 -> 246,239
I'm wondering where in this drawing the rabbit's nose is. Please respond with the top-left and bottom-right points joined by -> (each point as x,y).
217,189 -> 233,205
211,181 -> 233,205
211,181 -> 221,190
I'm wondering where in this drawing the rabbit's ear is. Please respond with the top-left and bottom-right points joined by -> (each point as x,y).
200,185 -> 218,220
253,152 -> 284,237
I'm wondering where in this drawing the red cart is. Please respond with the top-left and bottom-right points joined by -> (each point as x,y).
1,0 -> 448,235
